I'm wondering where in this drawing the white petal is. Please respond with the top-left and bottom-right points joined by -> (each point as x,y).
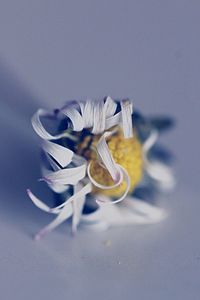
120,99 -> 133,138
47,182 -> 70,194
124,197 -> 167,223
92,100 -> 106,134
46,155 -> 61,171
81,196 -> 166,230
87,162 -> 131,206
104,96 -> 117,118
142,130 -> 158,153
42,140 -> 73,168
143,130 -> 175,190
96,131 -> 120,181
80,201 -> 110,231
72,183 -> 87,233
27,189 -> 58,214
31,109 -> 69,140
34,203 -> 73,240
41,165 -> 69,193
105,112 -> 121,130
87,162 -> 123,190
52,182 -> 92,212
43,164 -> 86,185
80,100 -> 95,128
80,98 -> 123,133
28,182 -> 92,239
145,160 -> 176,190
96,165 -> 131,205
61,106 -> 84,131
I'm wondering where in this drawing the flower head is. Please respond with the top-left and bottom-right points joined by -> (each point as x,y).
27,97 -> 175,239
79,128 -> 143,197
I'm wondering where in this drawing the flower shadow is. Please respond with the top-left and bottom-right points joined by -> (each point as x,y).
0,61 -> 53,235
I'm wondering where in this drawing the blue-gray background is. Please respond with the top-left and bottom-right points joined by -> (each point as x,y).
0,1 -> 199,299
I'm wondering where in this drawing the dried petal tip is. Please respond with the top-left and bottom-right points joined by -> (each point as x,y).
34,233 -> 43,241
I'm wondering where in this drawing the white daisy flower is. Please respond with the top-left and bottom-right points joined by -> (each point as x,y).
27,97 -> 175,240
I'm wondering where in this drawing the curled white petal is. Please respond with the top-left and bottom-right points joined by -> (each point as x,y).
27,189 -> 58,214
41,153 -> 87,193
79,97 -> 132,134
61,106 -> 84,131
32,99 -> 134,140
41,164 -> 69,194
87,162 -> 123,190
104,96 -> 117,118
96,131 -> 120,182
120,99 -> 133,138
92,100 -> 106,134
42,140 -> 73,168
79,100 -> 95,128
87,162 -> 131,206
31,109 -> 69,140
43,164 -> 86,185
96,166 -> 130,205
105,112 -> 121,130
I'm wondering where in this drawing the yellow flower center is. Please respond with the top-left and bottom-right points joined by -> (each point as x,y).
77,128 -> 143,197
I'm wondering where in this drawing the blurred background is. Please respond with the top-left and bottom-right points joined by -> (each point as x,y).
0,1 -> 199,299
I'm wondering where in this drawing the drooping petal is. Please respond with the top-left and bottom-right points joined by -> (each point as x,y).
81,196 -> 166,230
145,160 -> 175,190
124,197 -> 167,223
34,203 -> 73,240
28,182 -> 92,239
81,197 -> 110,231
143,130 -> 175,190
72,183 -> 88,233
143,130 -> 158,153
